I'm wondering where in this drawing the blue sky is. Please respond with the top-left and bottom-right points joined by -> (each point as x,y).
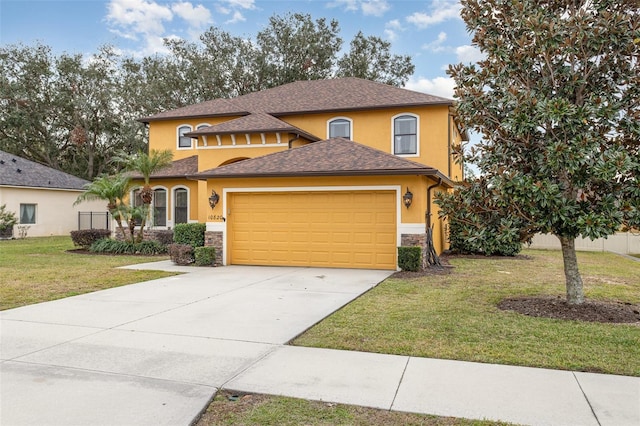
0,0 -> 481,99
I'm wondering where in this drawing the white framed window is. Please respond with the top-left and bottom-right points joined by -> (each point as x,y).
196,123 -> 210,130
173,187 -> 189,225
177,125 -> 193,149
152,188 -> 167,227
19,204 -> 36,224
327,117 -> 352,139
392,114 -> 419,156
130,187 -> 167,227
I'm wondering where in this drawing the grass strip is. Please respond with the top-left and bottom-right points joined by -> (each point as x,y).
0,236 -> 176,310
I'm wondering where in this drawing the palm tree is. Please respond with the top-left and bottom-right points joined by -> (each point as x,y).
75,173 -> 131,240
115,149 -> 173,242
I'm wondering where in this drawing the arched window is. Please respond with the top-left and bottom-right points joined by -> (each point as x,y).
328,117 -> 352,139
177,125 -> 192,149
174,188 -> 188,225
152,188 -> 167,227
393,114 -> 418,155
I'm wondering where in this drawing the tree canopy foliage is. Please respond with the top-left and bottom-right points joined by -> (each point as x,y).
447,0 -> 640,304
0,13 -> 414,180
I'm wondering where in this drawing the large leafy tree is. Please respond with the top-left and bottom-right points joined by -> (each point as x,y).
336,31 -> 415,87
0,44 -> 146,180
449,0 -> 640,304
256,13 -> 342,87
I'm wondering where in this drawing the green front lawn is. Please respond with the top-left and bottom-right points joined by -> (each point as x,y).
0,236 -> 176,310
294,250 -> 640,376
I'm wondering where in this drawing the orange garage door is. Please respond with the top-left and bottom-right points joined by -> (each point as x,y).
228,191 -> 397,270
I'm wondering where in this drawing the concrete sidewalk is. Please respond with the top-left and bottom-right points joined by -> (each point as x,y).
1,263 -> 638,426
224,345 -> 640,426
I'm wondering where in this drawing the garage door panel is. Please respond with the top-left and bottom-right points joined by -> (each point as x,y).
229,191 -> 397,270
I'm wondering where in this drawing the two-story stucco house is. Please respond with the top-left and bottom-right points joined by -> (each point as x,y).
138,77 -> 466,270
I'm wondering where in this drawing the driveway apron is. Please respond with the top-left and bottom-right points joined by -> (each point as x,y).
0,265 -> 392,426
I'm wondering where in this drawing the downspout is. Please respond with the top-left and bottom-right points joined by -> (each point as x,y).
424,177 -> 443,267
426,178 -> 442,231
288,133 -> 301,149
447,111 -> 452,178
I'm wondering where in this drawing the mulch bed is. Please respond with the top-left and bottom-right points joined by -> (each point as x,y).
498,296 -> 640,324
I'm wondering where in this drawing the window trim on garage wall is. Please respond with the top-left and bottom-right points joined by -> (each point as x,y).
210,185 -> 403,267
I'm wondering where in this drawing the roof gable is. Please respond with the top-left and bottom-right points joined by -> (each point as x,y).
142,78 -> 452,122
128,155 -> 199,179
0,150 -> 89,190
192,138 -> 452,186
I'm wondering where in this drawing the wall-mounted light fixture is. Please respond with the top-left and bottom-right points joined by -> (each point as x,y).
403,187 -> 413,209
208,190 -> 220,209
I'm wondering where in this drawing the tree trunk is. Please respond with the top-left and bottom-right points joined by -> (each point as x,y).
558,236 -> 585,305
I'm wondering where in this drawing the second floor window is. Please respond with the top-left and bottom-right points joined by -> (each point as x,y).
393,115 -> 417,155
328,118 -> 351,139
178,125 -> 192,149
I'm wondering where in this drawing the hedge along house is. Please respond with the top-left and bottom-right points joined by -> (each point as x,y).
139,78 -> 466,270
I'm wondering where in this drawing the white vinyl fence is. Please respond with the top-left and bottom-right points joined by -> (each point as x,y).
528,232 -> 640,255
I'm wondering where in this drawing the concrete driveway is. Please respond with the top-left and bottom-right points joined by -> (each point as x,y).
0,264 -> 392,426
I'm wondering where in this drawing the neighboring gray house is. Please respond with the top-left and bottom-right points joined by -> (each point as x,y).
0,150 -> 107,237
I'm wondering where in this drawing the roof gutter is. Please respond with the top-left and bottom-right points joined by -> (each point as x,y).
188,170 -> 454,184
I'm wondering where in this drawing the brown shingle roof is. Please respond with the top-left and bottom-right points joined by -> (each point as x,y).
185,113 -> 320,141
0,150 -> 89,190
141,78 -> 452,122
128,155 -> 198,179
191,138 -> 453,186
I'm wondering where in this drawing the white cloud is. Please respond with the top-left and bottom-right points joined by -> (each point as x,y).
226,10 -> 246,24
171,2 -> 212,28
106,0 -> 216,55
422,31 -> 447,52
329,0 -> 359,11
330,0 -> 390,16
361,0 -> 390,17
386,18 -> 401,30
405,76 -> 455,99
384,29 -> 397,41
222,0 -> 256,9
215,0 -> 253,24
406,0 -> 461,29
455,44 -> 484,63
107,0 -> 173,39
384,19 -> 401,41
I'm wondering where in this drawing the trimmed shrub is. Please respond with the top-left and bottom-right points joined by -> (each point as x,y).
71,229 -> 112,248
153,230 -> 174,246
194,246 -> 216,266
398,246 -> 422,272
173,223 -> 205,248
168,243 -> 195,265
89,238 -> 166,255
